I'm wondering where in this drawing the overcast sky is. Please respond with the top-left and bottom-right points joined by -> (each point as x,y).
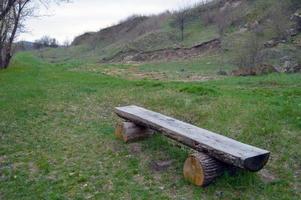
19,0 -> 203,44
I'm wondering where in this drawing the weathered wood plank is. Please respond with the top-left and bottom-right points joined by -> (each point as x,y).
115,105 -> 270,171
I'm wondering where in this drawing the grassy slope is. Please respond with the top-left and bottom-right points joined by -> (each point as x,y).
39,11 -> 220,63
38,0 -> 301,77
0,53 -> 300,199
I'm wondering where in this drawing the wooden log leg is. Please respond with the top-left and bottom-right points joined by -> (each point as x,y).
115,122 -> 153,143
183,152 -> 225,187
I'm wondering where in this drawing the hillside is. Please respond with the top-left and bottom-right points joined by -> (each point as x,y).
37,0 -> 300,73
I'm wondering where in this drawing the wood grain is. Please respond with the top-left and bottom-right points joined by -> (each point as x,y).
115,121 -> 153,143
183,152 -> 225,186
115,105 -> 270,171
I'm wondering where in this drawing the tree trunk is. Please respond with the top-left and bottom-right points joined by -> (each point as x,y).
3,53 -> 11,68
0,0 -> 16,21
2,6 -> 21,69
180,19 -> 184,41
0,53 -> 3,69
115,122 -> 154,143
0,47 -> 5,69
183,152 -> 225,187
181,29 -> 184,41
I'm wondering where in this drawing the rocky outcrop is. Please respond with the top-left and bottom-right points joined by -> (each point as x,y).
282,61 -> 301,73
264,40 -> 279,48
291,10 -> 301,32
232,61 -> 301,76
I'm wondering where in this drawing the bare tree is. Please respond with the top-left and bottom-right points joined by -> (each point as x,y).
0,0 -> 17,21
172,4 -> 191,42
215,4 -> 232,39
0,0 -> 69,69
266,1 -> 291,40
233,32 -> 264,69
34,35 -> 59,49
0,0 -> 32,69
63,39 -> 70,47
215,1 -> 247,38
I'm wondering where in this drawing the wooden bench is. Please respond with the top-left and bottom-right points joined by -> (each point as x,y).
114,105 -> 270,187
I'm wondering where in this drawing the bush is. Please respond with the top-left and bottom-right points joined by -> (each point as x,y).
264,1 -> 292,40
232,32 -> 264,69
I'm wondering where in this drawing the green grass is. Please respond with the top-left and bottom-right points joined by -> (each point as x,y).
138,53 -> 233,78
70,53 -> 234,82
0,52 -> 300,199
180,23 -> 218,47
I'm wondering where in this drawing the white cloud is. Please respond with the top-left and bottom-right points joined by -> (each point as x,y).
19,0 -> 203,43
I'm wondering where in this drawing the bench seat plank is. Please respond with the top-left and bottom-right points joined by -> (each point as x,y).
115,105 -> 270,171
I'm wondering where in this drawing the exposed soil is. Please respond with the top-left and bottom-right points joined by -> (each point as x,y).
129,143 -> 143,154
28,162 -> 39,176
150,160 -> 174,172
99,66 -> 218,82
259,169 -> 278,184
0,156 -> 6,164
294,169 -> 301,193
103,38 -> 221,63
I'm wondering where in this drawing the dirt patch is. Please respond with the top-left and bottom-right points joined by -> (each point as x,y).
47,171 -> 58,181
0,155 -> 6,164
102,180 -> 114,191
112,141 -> 123,152
259,169 -> 278,183
101,66 -> 169,80
150,160 -> 173,172
129,143 -> 143,154
133,174 -> 145,185
71,61 -> 221,82
293,169 -> 301,194
103,39 -> 221,63
28,162 -> 39,177
100,66 -> 219,82
183,74 -> 218,82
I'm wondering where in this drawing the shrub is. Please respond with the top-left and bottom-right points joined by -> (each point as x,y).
231,32 -> 264,69
264,1 -> 292,40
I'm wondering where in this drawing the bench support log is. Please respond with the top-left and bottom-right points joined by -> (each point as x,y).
115,122 -> 153,143
183,152 -> 225,187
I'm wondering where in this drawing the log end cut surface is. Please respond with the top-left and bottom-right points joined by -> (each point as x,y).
183,153 -> 225,187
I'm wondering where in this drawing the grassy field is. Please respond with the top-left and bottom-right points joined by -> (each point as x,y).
0,52 -> 300,199
70,53 -> 234,82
